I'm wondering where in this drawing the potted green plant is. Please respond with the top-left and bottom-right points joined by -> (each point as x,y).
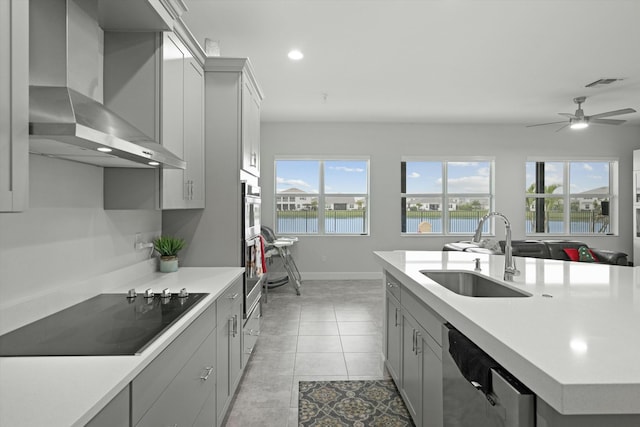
153,235 -> 186,273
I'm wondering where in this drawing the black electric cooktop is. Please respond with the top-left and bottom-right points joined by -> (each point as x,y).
0,292 -> 208,357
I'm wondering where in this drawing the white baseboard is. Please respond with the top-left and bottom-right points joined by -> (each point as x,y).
299,271 -> 383,280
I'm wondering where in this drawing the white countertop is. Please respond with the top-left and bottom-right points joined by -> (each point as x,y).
0,266 -> 244,427
375,250 -> 640,416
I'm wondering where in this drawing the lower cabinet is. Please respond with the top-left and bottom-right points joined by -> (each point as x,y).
384,272 -> 444,427
85,386 -> 130,427
385,291 -> 402,383
216,277 -> 244,426
131,302 -> 217,427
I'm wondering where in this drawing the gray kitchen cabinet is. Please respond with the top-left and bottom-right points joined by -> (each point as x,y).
103,22 -> 205,210
216,277 -> 244,426
132,303 -> 217,427
384,271 -> 444,427
385,287 -> 402,383
204,57 -> 264,179
85,385 -> 130,427
241,75 -> 262,177
402,312 -> 424,424
0,0 -> 28,212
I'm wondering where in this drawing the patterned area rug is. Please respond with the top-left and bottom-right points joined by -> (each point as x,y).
298,380 -> 415,427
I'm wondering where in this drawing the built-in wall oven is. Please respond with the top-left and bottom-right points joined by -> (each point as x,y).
241,182 -> 263,320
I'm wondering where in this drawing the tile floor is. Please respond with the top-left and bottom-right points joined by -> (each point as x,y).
222,278 -> 388,427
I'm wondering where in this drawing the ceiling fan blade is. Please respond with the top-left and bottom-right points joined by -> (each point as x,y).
526,120 -> 568,128
555,123 -> 570,133
590,118 -> 626,125
588,108 -> 636,119
558,113 -> 577,118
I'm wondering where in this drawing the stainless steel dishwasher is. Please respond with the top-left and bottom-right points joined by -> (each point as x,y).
443,324 -> 535,427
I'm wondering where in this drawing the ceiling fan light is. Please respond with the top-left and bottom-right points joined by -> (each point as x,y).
570,118 -> 589,130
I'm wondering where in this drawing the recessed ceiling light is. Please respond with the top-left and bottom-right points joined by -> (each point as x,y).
97,147 -> 112,152
148,161 -> 160,166
288,49 -> 304,61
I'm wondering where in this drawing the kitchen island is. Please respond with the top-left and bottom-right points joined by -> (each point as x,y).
0,262 -> 244,427
375,250 -> 640,426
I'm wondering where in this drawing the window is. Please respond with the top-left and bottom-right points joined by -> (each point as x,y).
401,159 -> 494,234
525,160 -> 616,235
275,158 -> 369,235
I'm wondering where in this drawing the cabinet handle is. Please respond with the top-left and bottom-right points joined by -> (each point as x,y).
200,366 -> 214,381
411,329 -> 416,353
394,308 -> 399,328
228,292 -> 239,300
387,282 -> 397,289
250,152 -> 257,167
415,332 -> 421,355
232,314 -> 238,337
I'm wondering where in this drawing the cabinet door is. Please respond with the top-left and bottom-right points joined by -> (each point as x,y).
229,297 -> 244,384
0,0 -> 28,212
241,76 -> 261,177
420,336 -> 443,427
183,58 -> 205,208
161,32 -> 186,209
385,293 -> 402,383
401,313 -> 423,426
136,330 -> 216,427
85,386 -> 129,427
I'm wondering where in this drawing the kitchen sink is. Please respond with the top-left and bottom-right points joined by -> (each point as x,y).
421,270 -> 531,298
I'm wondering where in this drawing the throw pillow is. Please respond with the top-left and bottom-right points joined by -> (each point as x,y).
578,246 -> 598,263
562,248 -> 580,261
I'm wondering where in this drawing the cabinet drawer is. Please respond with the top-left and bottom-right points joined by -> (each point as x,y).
132,302 -> 216,425
401,287 -> 444,347
217,277 -> 242,324
243,301 -> 261,362
385,273 -> 402,301
136,329 -> 216,427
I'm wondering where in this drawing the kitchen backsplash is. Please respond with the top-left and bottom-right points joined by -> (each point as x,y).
0,154 -> 161,308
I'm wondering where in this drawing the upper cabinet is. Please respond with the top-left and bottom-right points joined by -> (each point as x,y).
103,21 -> 205,210
205,57 -> 264,178
0,0 -> 28,212
97,0 -> 187,32
160,32 -> 205,209
242,74 -> 262,177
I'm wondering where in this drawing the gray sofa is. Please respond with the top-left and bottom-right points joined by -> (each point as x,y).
443,239 -> 629,266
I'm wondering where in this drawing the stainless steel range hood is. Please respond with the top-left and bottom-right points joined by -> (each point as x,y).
29,86 -> 186,169
28,0 -> 185,169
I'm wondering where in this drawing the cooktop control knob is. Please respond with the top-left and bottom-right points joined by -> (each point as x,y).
161,288 -> 171,298
127,288 -> 137,298
144,288 -> 154,298
178,288 -> 189,298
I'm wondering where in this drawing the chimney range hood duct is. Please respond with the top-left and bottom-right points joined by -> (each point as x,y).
28,0 -> 185,169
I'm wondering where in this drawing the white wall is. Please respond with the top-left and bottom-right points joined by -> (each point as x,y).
261,122 -> 640,278
0,155 -> 160,307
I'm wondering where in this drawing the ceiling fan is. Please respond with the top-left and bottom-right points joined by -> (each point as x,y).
527,96 -> 636,131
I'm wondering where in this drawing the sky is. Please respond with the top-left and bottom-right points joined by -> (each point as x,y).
405,161 -> 491,194
276,160 -> 368,194
525,161 -> 609,194
276,160 -> 609,195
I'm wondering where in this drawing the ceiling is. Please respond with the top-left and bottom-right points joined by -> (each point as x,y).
183,0 -> 640,126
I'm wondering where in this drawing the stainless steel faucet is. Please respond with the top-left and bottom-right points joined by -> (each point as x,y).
471,212 -> 520,281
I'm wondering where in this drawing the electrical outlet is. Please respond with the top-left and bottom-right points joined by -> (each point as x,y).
134,233 -> 142,249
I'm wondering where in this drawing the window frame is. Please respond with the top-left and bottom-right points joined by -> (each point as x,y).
525,157 -> 618,237
274,156 -> 371,236
401,156 -> 495,236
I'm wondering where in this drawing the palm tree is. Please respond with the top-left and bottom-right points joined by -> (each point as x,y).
526,183 -> 563,232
